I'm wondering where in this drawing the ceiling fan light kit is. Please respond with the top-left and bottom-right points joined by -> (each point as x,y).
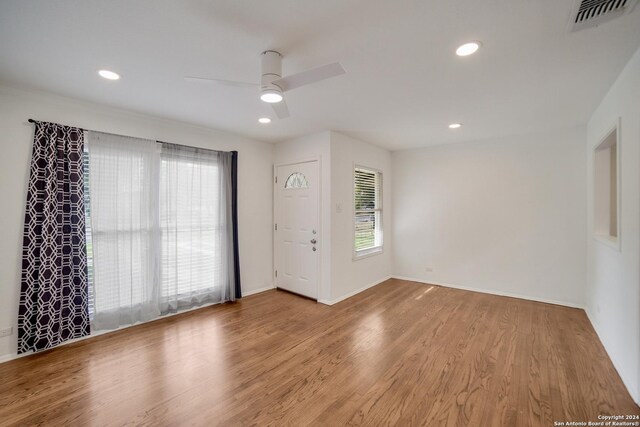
260,50 -> 284,103
260,89 -> 283,103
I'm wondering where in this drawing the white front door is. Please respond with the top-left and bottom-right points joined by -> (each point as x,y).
275,161 -> 319,299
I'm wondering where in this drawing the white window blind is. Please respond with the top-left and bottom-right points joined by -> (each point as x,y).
354,166 -> 383,257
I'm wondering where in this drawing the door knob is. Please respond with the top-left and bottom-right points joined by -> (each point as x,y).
310,239 -> 317,244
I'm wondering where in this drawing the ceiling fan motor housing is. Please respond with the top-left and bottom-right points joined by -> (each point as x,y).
261,50 -> 283,95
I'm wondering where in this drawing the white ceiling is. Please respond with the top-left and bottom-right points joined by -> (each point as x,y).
0,0 -> 639,150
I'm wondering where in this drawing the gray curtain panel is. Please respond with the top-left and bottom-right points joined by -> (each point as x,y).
219,150 -> 240,301
18,121 -> 90,354
229,151 -> 241,298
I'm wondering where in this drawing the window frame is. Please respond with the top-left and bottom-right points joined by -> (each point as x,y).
353,164 -> 383,260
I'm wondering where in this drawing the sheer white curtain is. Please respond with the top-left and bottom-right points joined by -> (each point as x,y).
86,133 -> 235,331
160,143 -> 234,312
87,132 -> 161,330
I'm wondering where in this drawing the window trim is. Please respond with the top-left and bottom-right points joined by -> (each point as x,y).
353,164 -> 383,260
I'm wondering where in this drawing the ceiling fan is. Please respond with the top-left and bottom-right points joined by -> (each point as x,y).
185,50 -> 346,119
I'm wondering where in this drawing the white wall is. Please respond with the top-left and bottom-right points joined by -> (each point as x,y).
392,126 -> 587,307
585,47 -> 640,404
0,85 -> 274,359
330,132 -> 392,302
274,132 -> 332,302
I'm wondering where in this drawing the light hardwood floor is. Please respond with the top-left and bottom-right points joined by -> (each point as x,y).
0,279 -> 638,426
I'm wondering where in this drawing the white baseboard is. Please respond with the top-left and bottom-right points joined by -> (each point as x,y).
318,276 -> 392,306
584,308 -> 640,406
391,276 -> 584,309
242,285 -> 275,297
0,352 -> 21,364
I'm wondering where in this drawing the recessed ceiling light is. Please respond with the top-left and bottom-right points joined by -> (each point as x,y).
98,69 -> 120,80
258,117 -> 271,124
449,123 -> 462,129
455,42 -> 481,57
260,89 -> 283,103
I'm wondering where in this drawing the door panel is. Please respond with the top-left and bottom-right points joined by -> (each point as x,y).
275,161 -> 319,299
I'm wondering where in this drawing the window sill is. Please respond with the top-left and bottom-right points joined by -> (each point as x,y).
353,247 -> 383,261
594,233 -> 620,251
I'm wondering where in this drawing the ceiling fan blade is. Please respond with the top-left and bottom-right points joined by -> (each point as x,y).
184,76 -> 259,88
272,62 -> 345,92
271,99 -> 290,119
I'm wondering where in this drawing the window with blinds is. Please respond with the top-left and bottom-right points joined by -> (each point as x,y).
354,166 -> 383,257
159,148 -> 223,305
85,131 -> 233,331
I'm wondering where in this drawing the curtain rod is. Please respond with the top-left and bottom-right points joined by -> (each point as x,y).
27,118 -> 237,154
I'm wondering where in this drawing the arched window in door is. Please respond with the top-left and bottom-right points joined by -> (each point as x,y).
284,172 -> 309,189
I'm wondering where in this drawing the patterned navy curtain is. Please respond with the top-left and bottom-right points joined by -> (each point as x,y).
230,151 -> 241,298
18,121 -> 90,354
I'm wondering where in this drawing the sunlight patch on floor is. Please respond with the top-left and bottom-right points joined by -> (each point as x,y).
415,286 -> 434,300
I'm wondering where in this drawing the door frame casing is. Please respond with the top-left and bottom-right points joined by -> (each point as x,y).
273,157 -> 322,300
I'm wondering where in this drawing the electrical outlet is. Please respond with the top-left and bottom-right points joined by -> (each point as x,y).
425,267 -> 433,273
0,327 -> 13,338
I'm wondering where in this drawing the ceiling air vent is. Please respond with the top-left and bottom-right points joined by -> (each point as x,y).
570,0 -> 639,31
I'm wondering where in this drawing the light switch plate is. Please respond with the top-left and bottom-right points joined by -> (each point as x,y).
0,327 -> 13,338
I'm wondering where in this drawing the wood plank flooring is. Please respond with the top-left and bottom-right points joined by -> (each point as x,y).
0,279 -> 637,426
